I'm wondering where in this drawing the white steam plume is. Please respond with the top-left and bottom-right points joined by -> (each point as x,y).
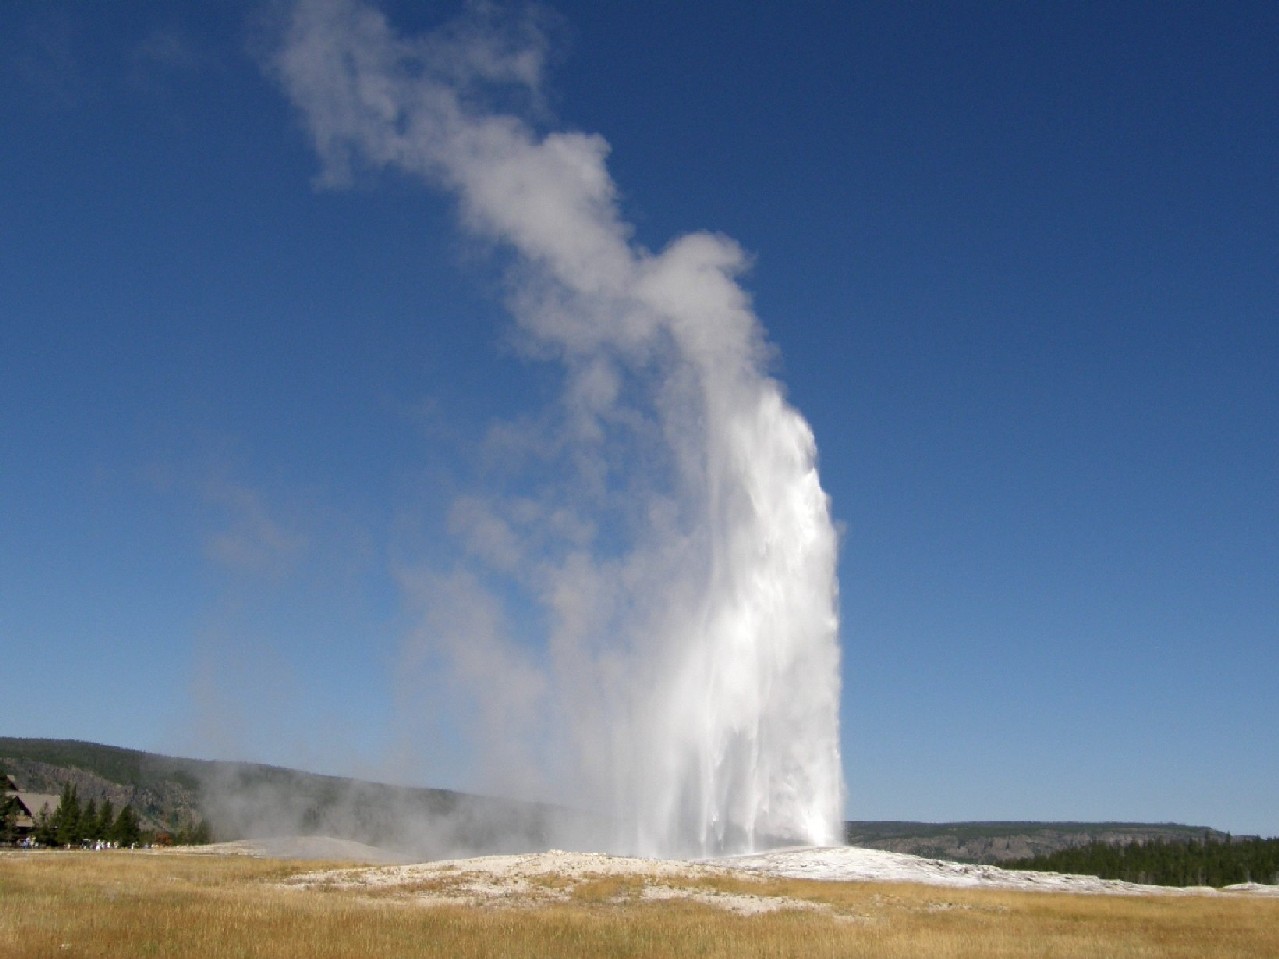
274,0 -> 843,856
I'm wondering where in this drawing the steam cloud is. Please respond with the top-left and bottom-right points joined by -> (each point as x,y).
274,0 -> 843,856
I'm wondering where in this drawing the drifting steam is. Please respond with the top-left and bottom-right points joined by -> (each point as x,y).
275,0 -> 843,856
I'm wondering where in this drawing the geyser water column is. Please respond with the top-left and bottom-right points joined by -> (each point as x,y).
618,238 -> 844,855
275,0 -> 844,856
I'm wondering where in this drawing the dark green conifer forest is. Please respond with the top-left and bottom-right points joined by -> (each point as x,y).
1009,835 -> 1279,887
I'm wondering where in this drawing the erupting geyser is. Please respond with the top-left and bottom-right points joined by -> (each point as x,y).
277,0 -> 843,856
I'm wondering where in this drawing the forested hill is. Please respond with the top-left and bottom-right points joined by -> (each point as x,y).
1008,836 -> 1279,887
844,820 -> 1235,864
0,737 -> 562,855
3,738 -> 1245,865
1,737 -> 209,835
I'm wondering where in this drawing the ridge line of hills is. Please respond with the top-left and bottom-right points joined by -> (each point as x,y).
2,737 -> 1232,862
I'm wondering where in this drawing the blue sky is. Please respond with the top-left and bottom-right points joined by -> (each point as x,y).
2,1 -> 1276,837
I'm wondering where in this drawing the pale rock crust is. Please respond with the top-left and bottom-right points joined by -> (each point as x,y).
276,844 -> 1279,912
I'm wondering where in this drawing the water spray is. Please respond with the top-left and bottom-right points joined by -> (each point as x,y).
276,0 -> 843,856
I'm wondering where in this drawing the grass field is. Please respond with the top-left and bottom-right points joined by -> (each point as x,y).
2,850 -> 1277,958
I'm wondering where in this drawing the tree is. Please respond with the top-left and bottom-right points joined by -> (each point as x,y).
54,783 -> 82,847
110,805 -> 141,847
176,818 -> 212,845
0,793 -> 17,845
96,799 -> 115,842
0,764 -> 16,844
34,803 -> 56,846
82,798 -> 99,841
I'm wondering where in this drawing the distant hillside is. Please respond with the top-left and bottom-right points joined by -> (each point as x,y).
1,738 -> 207,835
4,738 -> 1233,863
845,820 -> 1233,863
0,737 -> 577,857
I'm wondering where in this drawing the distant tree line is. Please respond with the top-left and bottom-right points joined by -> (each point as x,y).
1008,834 -> 1279,887
35,783 -> 142,847
24,783 -> 211,848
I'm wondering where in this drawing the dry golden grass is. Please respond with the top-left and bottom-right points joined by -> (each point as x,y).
2,850 -> 1277,959
567,873 -> 649,903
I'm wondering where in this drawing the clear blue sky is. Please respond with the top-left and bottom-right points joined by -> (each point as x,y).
2,1 -> 1275,837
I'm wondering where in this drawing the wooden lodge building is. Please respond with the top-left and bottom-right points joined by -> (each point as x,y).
2,774 -> 60,840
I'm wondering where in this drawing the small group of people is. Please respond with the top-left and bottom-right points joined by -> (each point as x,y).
13,837 -> 138,850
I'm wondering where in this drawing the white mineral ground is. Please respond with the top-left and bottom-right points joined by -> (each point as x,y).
187,840 -> 1279,913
